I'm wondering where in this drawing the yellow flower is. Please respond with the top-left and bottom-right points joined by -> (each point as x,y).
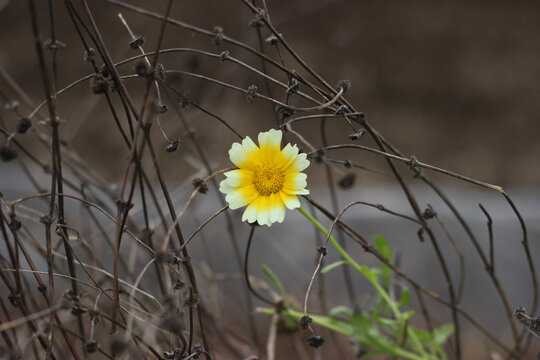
219,129 -> 310,226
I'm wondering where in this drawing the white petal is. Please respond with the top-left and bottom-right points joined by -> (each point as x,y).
283,173 -> 309,194
278,143 -> 300,170
242,200 -> 259,223
258,129 -> 282,150
229,142 -> 247,168
280,192 -> 301,209
224,169 -> 254,187
256,196 -> 270,226
229,136 -> 259,168
219,178 -> 235,194
225,192 -> 246,209
268,193 -> 285,224
225,185 -> 258,209
293,173 -> 307,187
290,152 -> 310,172
242,136 -> 259,154
277,207 -> 285,222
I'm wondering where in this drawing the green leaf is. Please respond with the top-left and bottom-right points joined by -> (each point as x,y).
261,264 -> 285,296
402,310 -> 415,320
356,313 -> 375,335
374,236 -> 393,288
308,312 -> 357,337
412,327 -> 443,359
373,292 -> 390,315
329,305 -> 353,317
374,235 -> 392,261
398,289 -> 411,307
321,260 -> 348,274
433,323 -> 454,345
371,309 -> 399,328
412,328 -> 432,342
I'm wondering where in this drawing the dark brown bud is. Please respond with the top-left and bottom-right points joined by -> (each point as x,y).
129,36 -> 145,49
84,48 -> 95,63
338,173 -> 356,189
192,178 -> 208,194
423,207 -> 436,219
286,77 -> 299,95
335,79 -> 351,92
265,34 -> 279,45
299,315 -> 312,330
213,26 -> 224,45
85,340 -> 99,353
348,129 -> 365,141
247,85 -> 257,103
110,336 -> 127,355
0,146 -> 17,162
306,335 -> 325,348
16,118 -> 32,134
166,139 -> 180,153
135,61 -> 150,77
90,74 -> 108,94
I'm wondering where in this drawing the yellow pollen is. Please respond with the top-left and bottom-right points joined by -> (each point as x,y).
253,166 -> 284,196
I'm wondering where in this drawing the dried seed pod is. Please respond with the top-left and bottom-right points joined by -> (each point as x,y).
16,118 -> 32,134
306,335 -> 325,348
0,146 -> 17,162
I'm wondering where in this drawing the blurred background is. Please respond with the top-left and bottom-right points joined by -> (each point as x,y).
1,0 -> 539,359
1,0 -> 540,185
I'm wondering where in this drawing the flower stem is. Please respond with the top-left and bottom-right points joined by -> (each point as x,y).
296,206 -> 426,357
258,307 -> 424,360
297,207 -> 400,316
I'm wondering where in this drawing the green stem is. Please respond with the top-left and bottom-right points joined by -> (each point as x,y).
296,207 -> 357,269
297,206 -> 427,358
259,307 -> 424,360
407,326 -> 429,358
297,207 -> 401,317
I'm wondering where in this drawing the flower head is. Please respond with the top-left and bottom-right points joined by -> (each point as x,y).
219,129 -> 310,226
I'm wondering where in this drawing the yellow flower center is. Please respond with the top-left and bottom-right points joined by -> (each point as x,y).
253,166 -> 284,196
